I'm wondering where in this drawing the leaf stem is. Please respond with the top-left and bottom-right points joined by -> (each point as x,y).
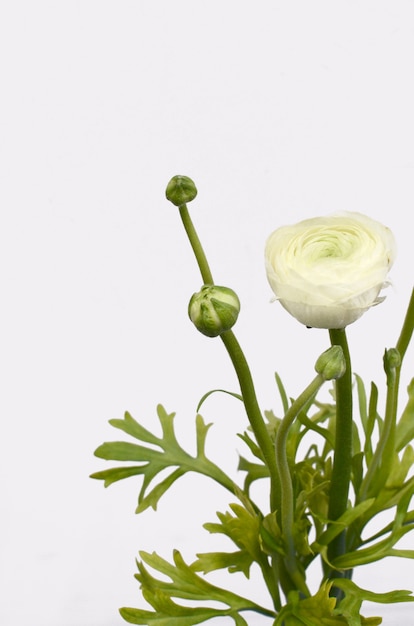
326,328 -> 353,583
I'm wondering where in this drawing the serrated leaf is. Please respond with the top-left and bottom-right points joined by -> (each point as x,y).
109,411 -> 161,445
135,468 -> 186,513
334,578 -> 414,626
238,455 -> 269,494
193,550 -> 253,577
194,501 -> 273,581
275,582 -> 383,626
120,550 -> 275,625
91,405 -> 235,511
89,465 -> 146,487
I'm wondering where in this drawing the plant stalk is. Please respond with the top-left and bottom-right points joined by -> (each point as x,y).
179,204 -> 214,284
326,328 -> 353,586
275,373 -> 325,597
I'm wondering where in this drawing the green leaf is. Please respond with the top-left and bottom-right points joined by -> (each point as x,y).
275,372 -> 290,414
119,550 -> 275,625
396,378 -> 414,451
334,578 -> 414,626
196,388 -> 243,412
275,582 -> 384,626
196,501 -> 264,577
333,492 -> 414,569
311,499 -> 375,554
354,450 -> 414,540
274,583 -> 348,625
89,465 -> 148,487
91,404 -> 235,512
237,454 -> 269,494
192,550 -> 253,578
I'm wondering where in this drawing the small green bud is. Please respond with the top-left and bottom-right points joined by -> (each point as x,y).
188,285 -> 240,337
165,175 -> 198,206
315,345 -> 346,380
383,347 -> 401,373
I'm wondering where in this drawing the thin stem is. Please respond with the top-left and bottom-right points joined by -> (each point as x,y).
326,328 -> 353,584
176,200 -> 282,607
358,355 -> 398,503
220,330 -> 281,513
275,373 -> 325,597
179,204 -> 214,284
177,202 -> 280,510
395,286 -> 414,396
396,287 -> 414,364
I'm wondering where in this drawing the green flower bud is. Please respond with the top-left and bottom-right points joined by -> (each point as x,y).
188,285 -> 240,337
165,175 -> 198,207
315,345 -> 346,380
383,347 -> 401,373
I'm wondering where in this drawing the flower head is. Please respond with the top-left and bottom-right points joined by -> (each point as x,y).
265,212 -> 396,329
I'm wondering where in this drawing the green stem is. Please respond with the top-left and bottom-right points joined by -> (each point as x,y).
179,204 -> 214,284
220,330 -> 282,610
220,330 -> 281,513
396,287 -> 414,363
177,202 -> 280,511
395,286 -> 414,395
275,373 -> 325,597
326,328 -> 353,583
357,355 -> 398,503
176,200 -> 282,608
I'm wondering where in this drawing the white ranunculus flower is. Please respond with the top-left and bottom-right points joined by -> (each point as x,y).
265,212 -> 396,329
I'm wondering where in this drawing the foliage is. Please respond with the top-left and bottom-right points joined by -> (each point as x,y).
92,178 -> 414,623
92,369 -> 414,623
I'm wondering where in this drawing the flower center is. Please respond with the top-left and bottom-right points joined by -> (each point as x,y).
301,229 -> 357,264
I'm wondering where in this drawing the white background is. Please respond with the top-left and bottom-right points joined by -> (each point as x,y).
1,2 -> 414,625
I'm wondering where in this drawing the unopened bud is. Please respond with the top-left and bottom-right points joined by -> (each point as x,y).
188,285 -> 240,337
315,345 -> 346,380
383,347 -> 401,373
165,175 -> 198,207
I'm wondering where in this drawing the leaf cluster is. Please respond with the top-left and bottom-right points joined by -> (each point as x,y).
91,371 -> 414,624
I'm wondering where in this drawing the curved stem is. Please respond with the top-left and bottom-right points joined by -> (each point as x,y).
220,330 -> 281,513
179,204 -> 214,284
275,373 -> 325,597
326,328 -> 353,585
176,200 -> 282,607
